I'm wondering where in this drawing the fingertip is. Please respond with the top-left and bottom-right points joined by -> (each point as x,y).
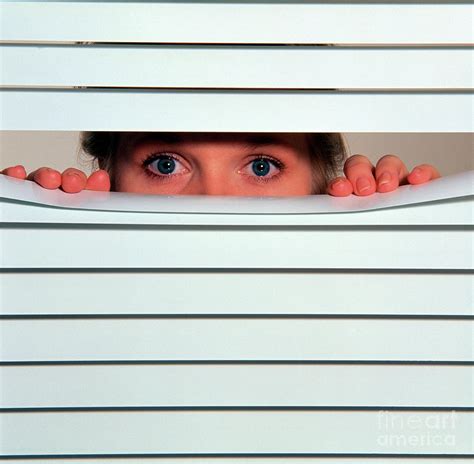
376,171 -> 400,193
327,177 -> 353,197
2,165 -> 27,179
86,170 -> 111,191
61,169 -> 87,194
354,177 -> 376,196
343,156 -> 377,196
407,167 -> 431,185
34,168 -> 62,189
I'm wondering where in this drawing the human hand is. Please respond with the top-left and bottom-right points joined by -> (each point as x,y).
327,155 -> 441,197
1,165 -> 111,193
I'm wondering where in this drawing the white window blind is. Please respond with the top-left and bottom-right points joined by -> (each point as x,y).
1,0 -> 473,461
1,171 -> 473,459
0,1 -> 473,131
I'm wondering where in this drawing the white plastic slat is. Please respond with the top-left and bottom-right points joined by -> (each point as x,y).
1,172 -> 473,224
1,3 -> 472,44
1,90 -> 472,132
3,46 -> 472,90
2,319 -> 472,362
2,365 -> 472,408
1,273 -> 472,316
1,195 -> 473,226
1,228 -> 471,270
2,411 -> 472,455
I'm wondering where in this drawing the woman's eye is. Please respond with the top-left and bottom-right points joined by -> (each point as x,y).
246,158 -> 281,178
252,159 -> 271,176
145,155 -> 187,177
155,157 -> 176,174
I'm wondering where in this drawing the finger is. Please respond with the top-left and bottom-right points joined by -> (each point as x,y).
85,170 -> 111,191
2,165 -> 27,180
27,167 -> 62,189
374,154 -> 409,193
343,155 -> 376,196
61,168 -> 88,193
406,164 -> 441,185
326,176 -> 353,197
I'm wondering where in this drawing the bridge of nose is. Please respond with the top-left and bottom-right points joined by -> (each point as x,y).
187,156 -> 238,195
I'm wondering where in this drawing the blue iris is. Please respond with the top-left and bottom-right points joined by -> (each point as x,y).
157,157 -> 176,175
252,159 -> 271,177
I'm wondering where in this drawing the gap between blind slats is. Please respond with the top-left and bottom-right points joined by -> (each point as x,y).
1,3 -> 472,44
1,273 -> 472,316
2,46 -> 472,90
1,411 -> 472,455
0,461 -> 471,464
1,90 -> 472,131
1,319 -> 472,362
1,365 -> 472,408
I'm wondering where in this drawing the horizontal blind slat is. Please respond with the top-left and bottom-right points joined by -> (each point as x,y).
2,365 -> 472,408
1,229 -> 471,269
2,90 -> 471,131
1,3 -> 472,44
3,46 -> 472,90
0,195 -> 473,226
2,411 -> 472,455
1,273 -> 472,316
2,319 -> 472,362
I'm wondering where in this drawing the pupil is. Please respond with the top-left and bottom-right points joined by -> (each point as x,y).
252,159 -> 270,177
157,158 -> 175,175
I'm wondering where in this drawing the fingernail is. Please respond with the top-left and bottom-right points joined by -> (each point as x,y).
411,168 -> 422,177
331,179 -> 346,190
356,177 -> 372,193
378,171 -> 392,186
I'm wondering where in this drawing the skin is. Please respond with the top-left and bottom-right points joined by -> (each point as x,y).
1,132 -> 440,196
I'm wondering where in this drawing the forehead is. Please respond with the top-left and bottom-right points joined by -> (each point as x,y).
123,132 -> 308,151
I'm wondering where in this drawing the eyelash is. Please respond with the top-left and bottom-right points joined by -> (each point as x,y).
141,152 -> 285,181
243,155 -> 285,183
141,152 -> 182,179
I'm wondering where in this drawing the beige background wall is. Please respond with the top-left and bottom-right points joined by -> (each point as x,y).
0,132 -> 472,177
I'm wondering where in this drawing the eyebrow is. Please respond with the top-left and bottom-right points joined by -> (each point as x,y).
241,134 -> 295,150
131,133 -> 296,150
